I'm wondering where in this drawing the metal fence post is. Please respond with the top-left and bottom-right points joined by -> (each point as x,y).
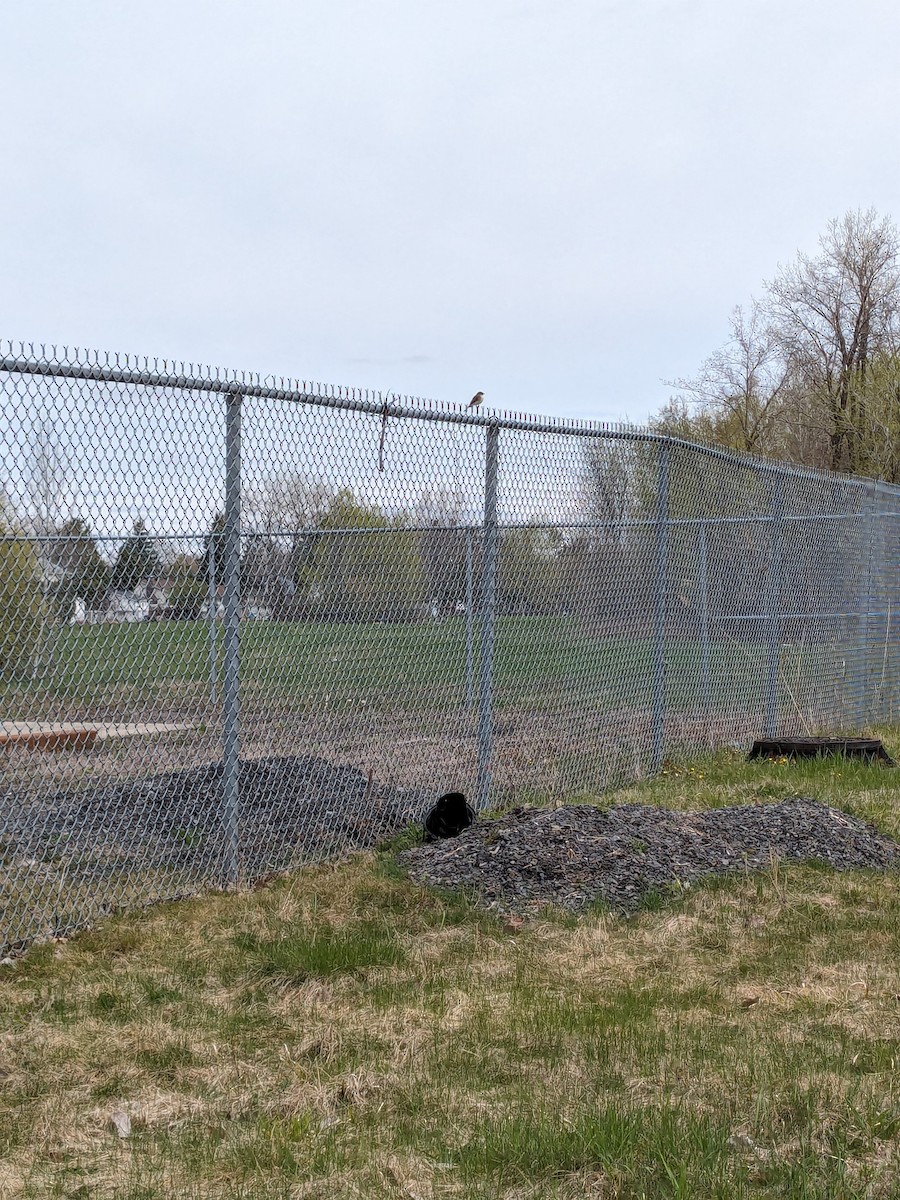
889,507 -> 899,724
476,425 -> 499,811
650,443 -> 670,773
697,521 -> 711,721
764,474 -> 785,738
208,529 -> 218,705
878,497 -> 896,724
465,527 -> 475,710
855,483 -> 876,728
222,392 -> 242,886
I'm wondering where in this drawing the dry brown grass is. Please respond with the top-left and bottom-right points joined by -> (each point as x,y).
2,747 -> 900,1197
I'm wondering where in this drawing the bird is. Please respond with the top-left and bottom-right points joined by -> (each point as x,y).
468,391 -> 484,409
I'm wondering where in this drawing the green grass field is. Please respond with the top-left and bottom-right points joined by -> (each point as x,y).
2,748 -> 899,1198
0,613 -> 873,962
5,615 -> 835,720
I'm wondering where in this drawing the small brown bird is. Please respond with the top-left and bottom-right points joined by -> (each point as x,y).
468,391 -> 484,409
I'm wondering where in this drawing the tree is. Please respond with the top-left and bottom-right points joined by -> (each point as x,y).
29,427 -> 70,539
664,208 -> 900,478
50,517 -> 99,573
846,353 -> 900,482
111,521 -> 161,593
766,208 -> 900,472
0,501 -> 45,678
302,490 -> 425,622
166,556 -> 206,619
562,441 -> 658,633
49,517 -> 111,614
581,438 -> 659,525
419,523 -> 471,613
662,303 -> 791,456
202,513 -> 227,590
242,476 -> 335,610
498,526 -> 564,616
414,490 -> 472,615
241,534 -> 294,614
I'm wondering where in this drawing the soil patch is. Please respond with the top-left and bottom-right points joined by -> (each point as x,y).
4,755 -> 428,883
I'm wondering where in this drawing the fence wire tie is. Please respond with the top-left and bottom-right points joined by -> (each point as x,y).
378,395 -> 391,472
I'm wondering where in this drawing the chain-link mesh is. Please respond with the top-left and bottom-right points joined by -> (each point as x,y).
1,344 -> 897,950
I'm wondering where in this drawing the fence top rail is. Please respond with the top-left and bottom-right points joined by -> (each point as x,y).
3,343 -> 899,495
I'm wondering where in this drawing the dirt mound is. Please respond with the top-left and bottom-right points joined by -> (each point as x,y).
5,755 -> 428,881
400,798 -> 900,913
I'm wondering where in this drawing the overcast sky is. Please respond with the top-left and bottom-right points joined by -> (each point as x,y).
4,0 -> 900,426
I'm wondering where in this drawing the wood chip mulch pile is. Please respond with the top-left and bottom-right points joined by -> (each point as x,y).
400,798 -> 900,914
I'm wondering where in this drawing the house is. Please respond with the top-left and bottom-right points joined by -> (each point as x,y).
100,578 -> 175,623
105,588 -> 151,623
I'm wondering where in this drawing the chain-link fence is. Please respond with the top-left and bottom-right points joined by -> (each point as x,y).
2,344 -> 898,950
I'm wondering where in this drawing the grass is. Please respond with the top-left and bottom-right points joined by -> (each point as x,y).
1,747 -> 900,1197
2,614 -> 810,716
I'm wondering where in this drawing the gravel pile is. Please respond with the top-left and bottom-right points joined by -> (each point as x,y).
401,798 -> 900,913
5,755 -> 428,880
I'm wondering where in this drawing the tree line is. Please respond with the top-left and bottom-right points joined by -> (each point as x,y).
5,203 -> 889,681
654,207 -> 900,480
0,486 -> 572,647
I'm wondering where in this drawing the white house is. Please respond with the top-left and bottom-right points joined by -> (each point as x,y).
105,588 -> 150,622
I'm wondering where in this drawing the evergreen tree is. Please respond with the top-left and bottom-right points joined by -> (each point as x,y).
111,520 -> 161,592
51,517 -> 111,611
202,513 -> 227,589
